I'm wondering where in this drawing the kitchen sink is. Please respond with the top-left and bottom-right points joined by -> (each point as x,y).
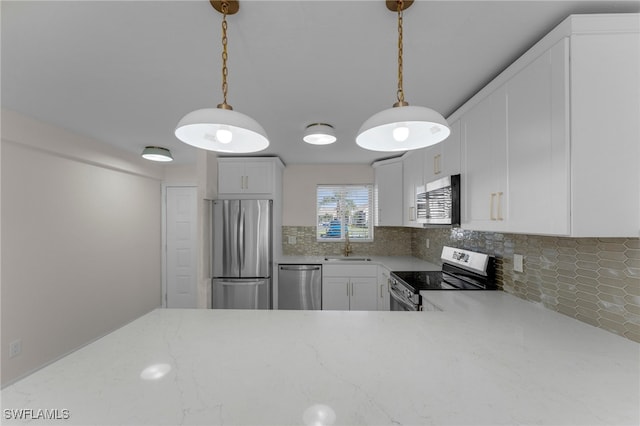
324,257 -> 372,262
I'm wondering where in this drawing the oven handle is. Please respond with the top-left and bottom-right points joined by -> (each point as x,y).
389,286 -> 418,311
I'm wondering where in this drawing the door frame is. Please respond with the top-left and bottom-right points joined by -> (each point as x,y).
162,184 -> 198,308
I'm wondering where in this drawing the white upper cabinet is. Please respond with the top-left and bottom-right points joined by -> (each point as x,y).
456,14 -> 639,237
424,120 -> 461,183
218,157 -> 284,197
373,158 -> 403,226
569,27 -> 639,237
505,39 -> 570,235
402,150 -> 425,228
461,86 -> 508,231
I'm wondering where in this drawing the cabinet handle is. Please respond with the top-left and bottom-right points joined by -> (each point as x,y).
351,282 -> 354,297
379,283 -> 384,298
245,175 -> 249,189
409,206 -> 416,222
434,154 -> 442,174
497,192 -> 504,221
347,282 -> 350,297
490,193 -> 496,220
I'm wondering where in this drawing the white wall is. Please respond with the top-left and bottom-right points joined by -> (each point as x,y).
1,109 -> 164,386
282,164 -> 374,226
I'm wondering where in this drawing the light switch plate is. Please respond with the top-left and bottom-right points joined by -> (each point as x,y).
514,254 -> 524,273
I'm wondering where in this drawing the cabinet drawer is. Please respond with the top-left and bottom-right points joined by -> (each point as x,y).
323,265 -> 377,277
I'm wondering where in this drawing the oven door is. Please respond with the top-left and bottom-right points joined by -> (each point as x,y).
389,285 -> 418,311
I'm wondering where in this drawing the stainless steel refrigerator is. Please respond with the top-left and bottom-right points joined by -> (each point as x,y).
211,199 -> 272,309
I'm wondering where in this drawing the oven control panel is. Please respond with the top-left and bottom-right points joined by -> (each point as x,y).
441,246 -> 489,275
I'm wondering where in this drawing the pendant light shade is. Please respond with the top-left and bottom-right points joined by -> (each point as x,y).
356,105 -> 450,152
356,0 -> 449,152
141,146 -> 173,162
175,108 -> 269,153
175,0 -> 269,153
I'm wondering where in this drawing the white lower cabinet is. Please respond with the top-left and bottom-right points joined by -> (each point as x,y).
377,266 -> 391,311
322,278 -> 351,311
322,265 -> 378,311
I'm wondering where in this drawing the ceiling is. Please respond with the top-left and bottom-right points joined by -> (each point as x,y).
2,1 -> 638,166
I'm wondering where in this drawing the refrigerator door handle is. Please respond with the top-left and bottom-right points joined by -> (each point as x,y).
239,207 -> 245,271
219,280 -> 265,286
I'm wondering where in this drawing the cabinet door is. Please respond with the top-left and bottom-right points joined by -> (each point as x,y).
461,86 -> 507,230
243,161 -> 273,194
506,39 -> 569,235
322,277 -> 350,310
423,144 -> 442,184
218,162 -> 246,194
424,120 -> 461,183
570,32 -> 640,237
350,277 -> 379,311
441,120 -> 461,176
377,267 -> 391,311
402,150 -> 424,227
374,161 -> 403,226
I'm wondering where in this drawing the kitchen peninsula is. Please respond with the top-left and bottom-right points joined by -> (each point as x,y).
2,292 -> 638,425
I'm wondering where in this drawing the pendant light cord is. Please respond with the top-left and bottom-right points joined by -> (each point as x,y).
219,1 -> 232,110
395,0 -> 408,107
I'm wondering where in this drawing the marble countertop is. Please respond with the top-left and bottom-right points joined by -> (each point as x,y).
277,255 -> 441,271
2,292 -> 638,425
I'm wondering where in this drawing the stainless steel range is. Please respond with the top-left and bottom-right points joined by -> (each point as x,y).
389,246 -> 496,311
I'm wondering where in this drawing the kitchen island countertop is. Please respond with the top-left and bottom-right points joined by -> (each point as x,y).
1,292 -> 638,425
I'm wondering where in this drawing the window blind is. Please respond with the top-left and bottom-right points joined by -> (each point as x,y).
316,184 -> 374,241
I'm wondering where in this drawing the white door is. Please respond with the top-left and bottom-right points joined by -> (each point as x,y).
166,186 -> 198,308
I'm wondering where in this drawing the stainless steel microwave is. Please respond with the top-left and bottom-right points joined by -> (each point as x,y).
416,174 -> 461,226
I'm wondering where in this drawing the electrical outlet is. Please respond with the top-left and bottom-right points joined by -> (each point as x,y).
514,254 -> 524,273
9,339 -> 22,358
288,236 -> 297,244
425,238 -> 430,249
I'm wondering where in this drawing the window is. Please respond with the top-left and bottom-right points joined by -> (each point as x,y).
317,184 -> 374,241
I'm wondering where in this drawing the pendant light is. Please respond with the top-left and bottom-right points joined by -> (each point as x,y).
356,0 -> 450,152
175,0 -> 269,153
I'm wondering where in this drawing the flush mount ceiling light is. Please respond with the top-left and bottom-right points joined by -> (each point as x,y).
141,146 -> 173,162
356,0 -> 450,152
175,0 -> 268,153
303,123 -> 337,145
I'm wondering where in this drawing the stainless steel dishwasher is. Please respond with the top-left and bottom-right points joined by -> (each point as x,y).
278,264 -> 322,310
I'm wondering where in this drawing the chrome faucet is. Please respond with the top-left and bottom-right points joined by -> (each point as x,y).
343,231 -> 353,257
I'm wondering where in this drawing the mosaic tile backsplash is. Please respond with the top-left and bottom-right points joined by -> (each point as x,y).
282,226 -> 413,257
282,226 -> 640,343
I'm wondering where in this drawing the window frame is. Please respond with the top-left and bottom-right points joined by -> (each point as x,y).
316,184 -> 374,242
